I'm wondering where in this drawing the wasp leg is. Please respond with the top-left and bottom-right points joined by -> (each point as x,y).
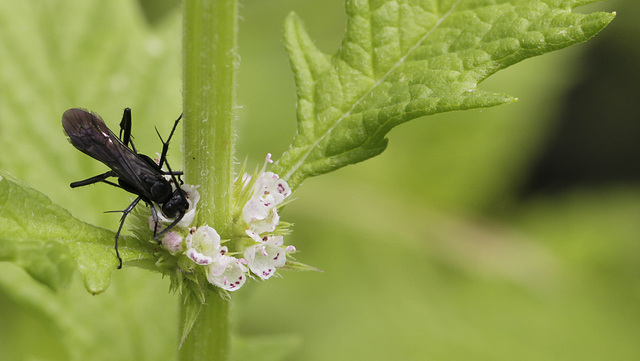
119,107 -> 138,153
152,113 -> 185,185
161,170 -> 184,185
155,209 -> 186,241
156,113 -> 182,170
150,204 -> 160,241
70,171 -> 119,188
112,196 -> 142,269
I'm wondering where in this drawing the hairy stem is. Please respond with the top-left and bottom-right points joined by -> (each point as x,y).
181,0 -> 238,359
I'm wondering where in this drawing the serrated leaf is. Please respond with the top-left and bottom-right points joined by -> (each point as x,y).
0,172 -> 155,293
273,0 -> 615,189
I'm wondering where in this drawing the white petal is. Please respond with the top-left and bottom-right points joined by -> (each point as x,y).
244,242 -> 287,280
249,208 -> 279,234
178,208 -> 197,228
259,193 -> 277,209
245,229 -> 264,243
242,198 -> 269,223
185,225 -> 222,261
265,235 -> 284,247
182,184 -> 201,207
207,256 -> 248,291
270,179 -> 291,204
186,248 -> 213,265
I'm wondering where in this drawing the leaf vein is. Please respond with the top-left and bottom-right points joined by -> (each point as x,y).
282,0 -> 462,181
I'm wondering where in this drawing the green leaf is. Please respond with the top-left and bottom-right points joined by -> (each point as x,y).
0,0 -> 181,292
0,263 -> 180,361
273,0 -> 615,189
0,172 -> 155,293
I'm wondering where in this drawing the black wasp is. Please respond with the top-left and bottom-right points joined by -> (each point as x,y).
62,108 -> 189,269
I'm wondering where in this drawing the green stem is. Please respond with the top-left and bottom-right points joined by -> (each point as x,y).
179,289 -> 231,361
183,0 -> 236,232
180,0 -> 237,360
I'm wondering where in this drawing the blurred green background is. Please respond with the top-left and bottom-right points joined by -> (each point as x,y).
1,0 -> 638,360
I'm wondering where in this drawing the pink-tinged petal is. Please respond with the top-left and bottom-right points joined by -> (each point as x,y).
242,198 -> 269,223
161,231 -> 184,254
186,249 -> 213,265
207,256 -> 248,291
244,241 -> 287,280
184,226 -> 223,265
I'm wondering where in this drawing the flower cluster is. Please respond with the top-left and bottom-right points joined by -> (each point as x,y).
184,226 -> 248,291
241,166 -> 294,279
152,154 -> 296,292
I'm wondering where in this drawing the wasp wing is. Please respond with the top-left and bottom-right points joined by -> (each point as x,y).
62,108 -> 165,200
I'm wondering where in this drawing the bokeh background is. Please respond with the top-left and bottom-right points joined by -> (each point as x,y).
1,0 -> 638,360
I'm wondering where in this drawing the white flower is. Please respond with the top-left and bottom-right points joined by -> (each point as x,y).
181,225 -> 251,291
242,196 -> 270,224
244,172 -> 290,217
242,171 -> 290,233
243,235 -> 288,280
185,226 -> 227,266
207,256 -> 248,291
236,155 -> 296,282
253,171 -> 291,206
244,201 -> 280,234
